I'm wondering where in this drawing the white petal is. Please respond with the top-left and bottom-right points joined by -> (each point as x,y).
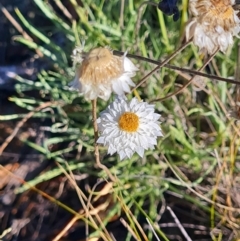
123,56 -> 138,75
97,96 -> 163,160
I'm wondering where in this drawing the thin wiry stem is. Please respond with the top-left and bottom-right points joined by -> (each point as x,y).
113,50 -> 240,86
146,218 -> 161,241
167,206 -> 192,241
91,99 -> 117,182
234,42 -> 240,118
120,218 -> 140,241
92,99 -> 100,164
152,48 -> 219,102
131,39 -> 192,90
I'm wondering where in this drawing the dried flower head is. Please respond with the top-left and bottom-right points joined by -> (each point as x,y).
70,47 -> 138,101
97,96 -> 163,160
186,0 -> 240,54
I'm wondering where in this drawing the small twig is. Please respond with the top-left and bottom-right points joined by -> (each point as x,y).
51,214 -> 81,241
167,206 -> 192,241
110,233 -> 117,241
113,51 -> 240,85
159,222 -> 208,230
234,42 -> 240,118
54,0 -> 73,21
152,48 -> 219,102
132,40 -> 192,91
117,196 -> 148,241
146,218 -> 161,241
0,228 -> 12,239
86,180 -> 109,237
120,218 -> 141,241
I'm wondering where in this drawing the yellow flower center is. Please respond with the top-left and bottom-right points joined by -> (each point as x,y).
118,112 -> 139,132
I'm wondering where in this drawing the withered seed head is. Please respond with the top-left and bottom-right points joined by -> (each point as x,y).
186,0 -> 240,53
69,46 -> 138,101
79,47 -> 123,85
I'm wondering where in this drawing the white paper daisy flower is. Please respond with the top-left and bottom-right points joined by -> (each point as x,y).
69,47 -> 138,101
186,0 -> 240,54
97,96 -> 163,160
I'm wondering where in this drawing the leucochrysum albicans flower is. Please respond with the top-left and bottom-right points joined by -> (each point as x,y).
70,46 -> 138,101
97,96 -> 163,160
186,0 -> 240,54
